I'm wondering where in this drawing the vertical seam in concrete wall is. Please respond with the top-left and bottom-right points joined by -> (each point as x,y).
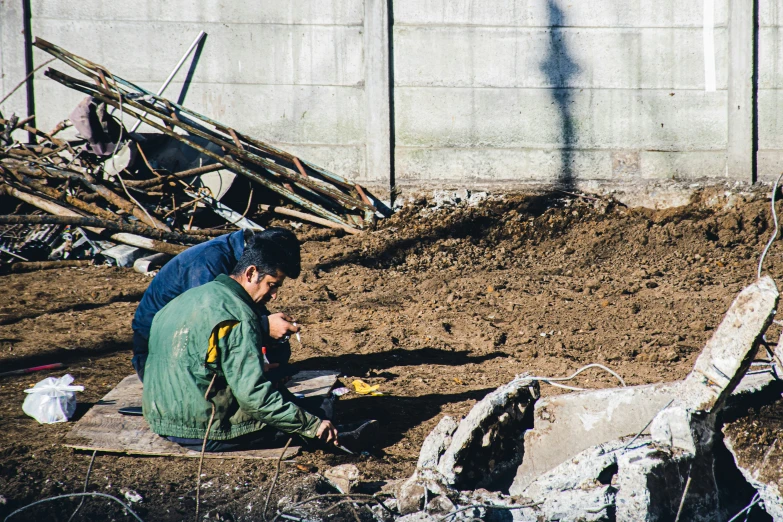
727,0 -> 754,180
21,0 -> 36,143
752,0 -> 759,183
387,0 -> 396,202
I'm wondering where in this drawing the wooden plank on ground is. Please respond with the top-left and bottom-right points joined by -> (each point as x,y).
64,370 -> 339,459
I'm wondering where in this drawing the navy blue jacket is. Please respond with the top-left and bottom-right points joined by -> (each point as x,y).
132,230 -> 248,353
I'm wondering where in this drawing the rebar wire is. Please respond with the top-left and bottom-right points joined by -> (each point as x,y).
3,492 -> 145,522
673,469 -> 692,522
263,438 -> 293,522
727,493 -> 762,522
523,363 -> 627,392
66,450 -> 98,522
269,493 -> 393,522
0,58 -> 56,107
758,171 -> 783,279
621,399 -> 675,452
436,502 -> 542,522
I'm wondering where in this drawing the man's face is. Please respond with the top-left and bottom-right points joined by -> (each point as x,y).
245,268 -> 286,305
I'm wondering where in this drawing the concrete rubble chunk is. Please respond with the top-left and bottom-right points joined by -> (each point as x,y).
514,440 -> 621,522
614,442 -> 720,522
397,475 -> 427,515
323,464 -> 360,494
417,416 -> 458,471
436,377 -> 537,489
424,495 -> 456,515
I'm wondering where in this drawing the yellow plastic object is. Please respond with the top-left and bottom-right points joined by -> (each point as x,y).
352,379 -> 384,396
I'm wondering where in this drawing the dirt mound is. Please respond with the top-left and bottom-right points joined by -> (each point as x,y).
1,189 -> 782,520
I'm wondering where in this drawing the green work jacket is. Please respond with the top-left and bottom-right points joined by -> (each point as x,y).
142,274 -> 320,440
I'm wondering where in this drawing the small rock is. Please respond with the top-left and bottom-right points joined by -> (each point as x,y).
645,281 -> 658,289
398,475 -> 426,515
121,489 -> 143,503
689,320 -> 707,332
425,495 -> 455,514
324,464 -> 360,493
586,279 -> 601,290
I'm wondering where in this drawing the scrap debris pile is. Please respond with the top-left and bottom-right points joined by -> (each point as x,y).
0,38 -> 387,270
359,277 -> 783,522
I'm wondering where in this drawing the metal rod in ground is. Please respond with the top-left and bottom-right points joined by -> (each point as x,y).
129,31 -> 207,133
0,214 -> 205,244
0,363 -> 64,377
1,185 -> 187,255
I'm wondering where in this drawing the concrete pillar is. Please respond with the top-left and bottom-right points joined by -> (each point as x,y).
0,0 -> 29,118
727,0 -> 755,180
363,0 -> 391,189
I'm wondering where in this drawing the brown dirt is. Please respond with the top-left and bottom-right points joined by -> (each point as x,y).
2,189 -> 783,521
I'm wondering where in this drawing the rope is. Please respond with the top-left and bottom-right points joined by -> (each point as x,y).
3,492 -> 144,522
758,171 -> 783,279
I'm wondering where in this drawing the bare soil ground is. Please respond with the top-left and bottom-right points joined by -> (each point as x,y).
1,189 -> 783,521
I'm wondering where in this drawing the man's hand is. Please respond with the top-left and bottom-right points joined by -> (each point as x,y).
316,420 -> 339,446
268,312 -> 300,340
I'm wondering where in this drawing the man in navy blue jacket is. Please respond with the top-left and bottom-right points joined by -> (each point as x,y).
131,228 -> 301,382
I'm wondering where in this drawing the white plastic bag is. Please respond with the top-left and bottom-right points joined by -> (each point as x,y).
22,374 -> 84,424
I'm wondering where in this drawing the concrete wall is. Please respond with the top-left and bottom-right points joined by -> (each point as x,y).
393,0 -> 738,188
1,0 -> 781,192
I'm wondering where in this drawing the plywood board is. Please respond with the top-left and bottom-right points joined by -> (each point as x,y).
65,370 -> 339,459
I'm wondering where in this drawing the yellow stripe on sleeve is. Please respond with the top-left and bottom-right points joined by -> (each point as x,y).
206,320 -> 239,364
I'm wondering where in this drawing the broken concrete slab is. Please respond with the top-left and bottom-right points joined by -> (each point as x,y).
510,382 -> 678,494
683,275 -> 778,412
650,276 -> 778,452
435,377 -> 537,489
512,277 -> 779,493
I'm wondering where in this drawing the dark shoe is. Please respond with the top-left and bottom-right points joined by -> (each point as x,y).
337,420 -> 379,452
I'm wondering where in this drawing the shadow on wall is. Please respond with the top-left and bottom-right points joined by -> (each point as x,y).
540,0 -> 581,191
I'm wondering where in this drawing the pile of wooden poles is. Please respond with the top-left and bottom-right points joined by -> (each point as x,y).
0,38 -> 388,267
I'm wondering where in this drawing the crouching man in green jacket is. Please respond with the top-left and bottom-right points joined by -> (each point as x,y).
142,235 -> 339,451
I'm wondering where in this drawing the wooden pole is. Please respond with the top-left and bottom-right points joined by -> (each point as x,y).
1,185 -> 187,255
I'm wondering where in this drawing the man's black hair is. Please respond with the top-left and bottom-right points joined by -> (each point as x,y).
233,227 -> 301,279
